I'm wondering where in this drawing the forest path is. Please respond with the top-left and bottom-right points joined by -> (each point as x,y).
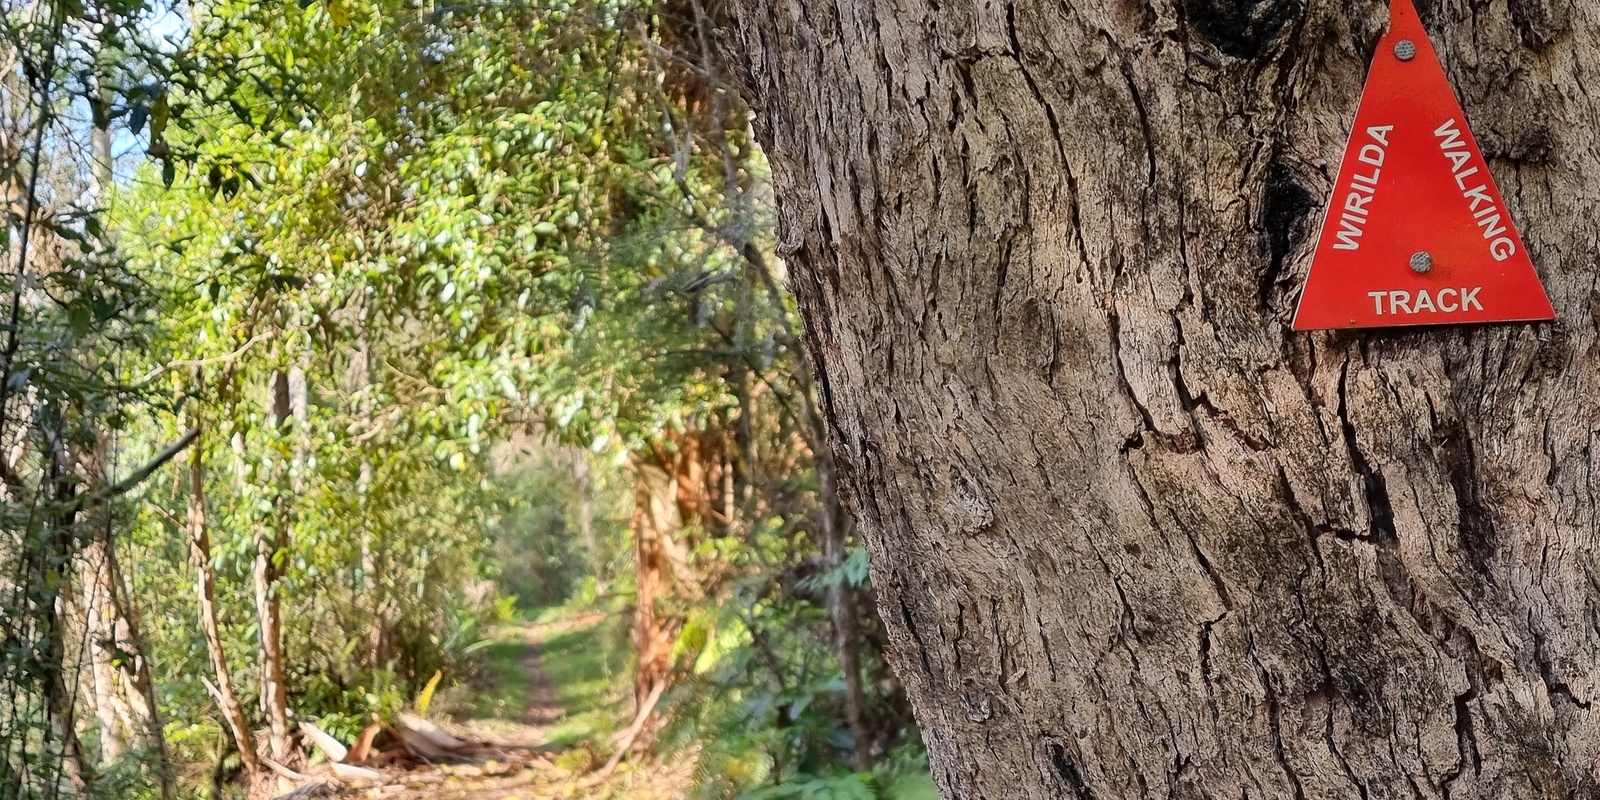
380,608 -> 691,800
448,611 -> 586,752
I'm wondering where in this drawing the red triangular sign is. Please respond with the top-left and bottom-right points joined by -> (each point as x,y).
1292,0 -> 1554,330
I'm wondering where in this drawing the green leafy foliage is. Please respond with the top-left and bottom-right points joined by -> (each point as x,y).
0,0 -> 929,795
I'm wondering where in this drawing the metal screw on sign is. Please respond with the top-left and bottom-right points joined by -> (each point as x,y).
1410,251 -> 1433,274
1395,39 -> 1417,61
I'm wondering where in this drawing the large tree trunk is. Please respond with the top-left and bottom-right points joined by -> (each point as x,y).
726,0 -> 1598,796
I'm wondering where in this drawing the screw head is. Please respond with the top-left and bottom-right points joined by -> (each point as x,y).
1395,39 -> 1417,61
1410,251 -> 1434,274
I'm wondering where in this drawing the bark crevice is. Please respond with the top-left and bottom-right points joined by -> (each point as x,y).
725,0 -> 1600,793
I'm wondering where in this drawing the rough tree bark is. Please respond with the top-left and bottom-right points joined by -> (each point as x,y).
79,530 -> 165,765
726,0 -> 1599,796
78,444 -> 172,799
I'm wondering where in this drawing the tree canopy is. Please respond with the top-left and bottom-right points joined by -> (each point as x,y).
0,0 -> 927,797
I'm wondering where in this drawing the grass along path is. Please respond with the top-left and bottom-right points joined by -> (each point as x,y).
452,609 -> 613,755
386,607 -> 691,799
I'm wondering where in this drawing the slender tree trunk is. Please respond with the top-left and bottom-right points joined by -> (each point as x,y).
79,533 -> 164,770
77,63 -> 133,770
89,72 -> 112,213
187,428 -> 259,776
629,457 -> 682,709
77,445 -> 171,800
252,487 -> 289,765
348,343 -> 390,669
727,0 -> 1600,796
40,428 -> 87,796
254,371 -> 292,763
81,536 -> 131,763
40,639 -> 86,798
100,516 -> 176,800
359,456 -> 388,668
817,450 -> 872,772
629,433 -> 718,716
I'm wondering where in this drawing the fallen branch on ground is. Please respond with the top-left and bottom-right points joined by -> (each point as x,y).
601,678 -> 667,775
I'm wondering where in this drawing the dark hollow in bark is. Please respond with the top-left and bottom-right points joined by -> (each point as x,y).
724,0 -> 1599,796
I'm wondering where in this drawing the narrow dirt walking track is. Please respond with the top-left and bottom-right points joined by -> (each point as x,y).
448,619 -> 570,753
395,612 -> 690,800
279,611 -> 691,800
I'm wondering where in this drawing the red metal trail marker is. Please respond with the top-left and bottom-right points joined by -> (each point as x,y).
1291,0 -> 1555,330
